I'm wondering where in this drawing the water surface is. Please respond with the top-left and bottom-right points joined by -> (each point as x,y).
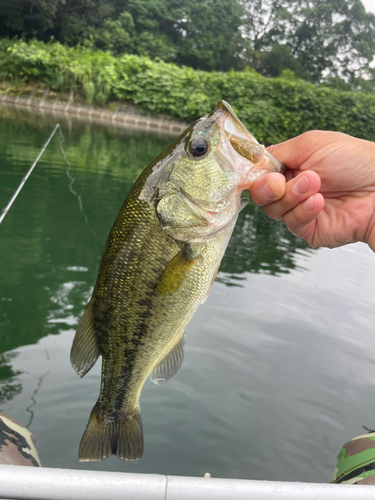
0,105 -> 374,483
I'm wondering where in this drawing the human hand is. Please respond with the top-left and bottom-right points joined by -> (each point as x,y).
249,131 -> 375,251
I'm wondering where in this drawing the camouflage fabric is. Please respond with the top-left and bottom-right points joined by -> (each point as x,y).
0,413 -> 41,466
332,431 -> 375,485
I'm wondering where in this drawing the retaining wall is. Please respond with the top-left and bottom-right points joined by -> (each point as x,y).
0,89 -> 187,135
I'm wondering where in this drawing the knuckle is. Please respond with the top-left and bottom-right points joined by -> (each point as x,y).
293,206 -> 308,226
282,207 -> 305,231
264,205 -> 283,221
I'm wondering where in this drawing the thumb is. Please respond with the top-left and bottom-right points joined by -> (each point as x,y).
266,130 -> 330,170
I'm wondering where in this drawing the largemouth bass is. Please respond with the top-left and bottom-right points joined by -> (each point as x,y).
71,101 -> 285,462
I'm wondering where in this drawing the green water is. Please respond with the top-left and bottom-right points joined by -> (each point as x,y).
1,105 -> 375,482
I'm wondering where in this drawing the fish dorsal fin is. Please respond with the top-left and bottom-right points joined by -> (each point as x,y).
156,245 -> 201,296
150,333 -> 185,384
71,299 -> 100,378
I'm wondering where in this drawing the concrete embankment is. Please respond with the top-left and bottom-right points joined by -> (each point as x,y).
0,87 -> 187,135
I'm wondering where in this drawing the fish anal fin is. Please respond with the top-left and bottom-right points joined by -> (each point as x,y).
201,261 -> 221,304
71,299 -> 100,378
150,333 -> 185,384
156,246 -> 201,296
79,404 -> 143,462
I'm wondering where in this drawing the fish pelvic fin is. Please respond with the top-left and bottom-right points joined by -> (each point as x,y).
71,299 -> 100,378
150,332 -> 185,384
79,404 -> 143,462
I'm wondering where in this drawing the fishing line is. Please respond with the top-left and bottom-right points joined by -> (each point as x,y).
0,124 -> 60,225
26,371 -> 50,429
0,122 -> 102,244
57,127 -> 102,243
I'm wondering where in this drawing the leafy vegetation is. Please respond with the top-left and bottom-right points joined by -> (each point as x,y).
1,0 -> 375,89
0,0 -> 244,71
2,39 -> 375,144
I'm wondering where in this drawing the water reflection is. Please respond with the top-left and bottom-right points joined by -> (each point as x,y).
221,203 -> 314,282
0,353 -> 22,407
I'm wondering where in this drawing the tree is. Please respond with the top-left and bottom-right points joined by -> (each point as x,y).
1,0 -> 375,87
90,0 -> 245,70
239,0 -> 375,86
168,0 -> 245,71
0,0 -> 59,37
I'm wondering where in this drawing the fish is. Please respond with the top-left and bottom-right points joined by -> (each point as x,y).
70,100 -> 285,462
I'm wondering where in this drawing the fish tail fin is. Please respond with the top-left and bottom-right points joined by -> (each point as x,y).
79,403 -> 143,462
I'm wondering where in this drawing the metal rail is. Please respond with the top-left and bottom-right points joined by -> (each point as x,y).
0,465 -> 374,500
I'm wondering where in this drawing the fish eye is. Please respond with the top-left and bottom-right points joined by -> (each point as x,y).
189,137 -> 209,157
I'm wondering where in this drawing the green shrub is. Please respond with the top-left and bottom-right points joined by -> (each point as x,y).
1,38 -> 375,144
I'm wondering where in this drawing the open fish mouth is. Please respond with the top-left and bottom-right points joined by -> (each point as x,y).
214,100 -> 287,176
229,136 -> 286,175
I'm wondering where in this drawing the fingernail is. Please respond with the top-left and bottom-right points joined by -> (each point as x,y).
293,175 -> 309,195
260,181 -> 275,202
303,196 -> 314,211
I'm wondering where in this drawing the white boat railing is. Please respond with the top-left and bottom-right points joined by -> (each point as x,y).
0,465 -> 374,500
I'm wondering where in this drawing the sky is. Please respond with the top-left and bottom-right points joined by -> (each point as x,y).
362,0 -> 375,14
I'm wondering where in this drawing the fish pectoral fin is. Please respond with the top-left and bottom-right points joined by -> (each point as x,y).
156,245 -> 202,296
71,299 -> 100,378
150,333 -> 185,384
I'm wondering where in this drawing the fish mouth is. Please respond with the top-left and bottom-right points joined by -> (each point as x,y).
214,101 -> 256,142
213,100 -> 286,176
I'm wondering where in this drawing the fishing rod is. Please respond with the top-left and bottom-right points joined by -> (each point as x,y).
0,123 -> 60,225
